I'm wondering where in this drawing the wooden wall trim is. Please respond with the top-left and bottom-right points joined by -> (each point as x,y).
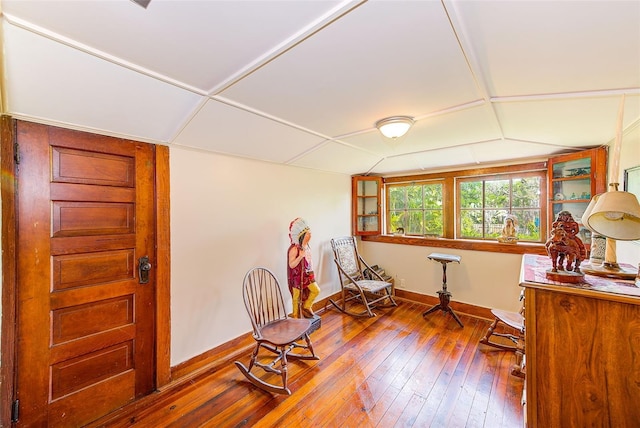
168,290 -> 494,386
155,144 -> 172,388
363,234 -> 547,256
1,115 -> 17,427
394,289 -> 494,320
168,292 -> 340,383
169,333 -> 255,386
383,161 -> 548,183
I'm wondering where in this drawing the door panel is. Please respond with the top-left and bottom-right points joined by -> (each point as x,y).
52,201 -> 135,236
52,249 -> 135,290
15,121 -> 156,427
50,341 -> 134,400
48,372 -> 135,428
52,146 -> 135,186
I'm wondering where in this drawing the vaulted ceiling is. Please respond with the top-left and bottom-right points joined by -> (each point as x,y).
1,0 -> 639,176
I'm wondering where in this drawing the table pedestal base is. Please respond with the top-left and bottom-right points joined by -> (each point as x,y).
423,289 -> 464,327
423,252 -> 464,328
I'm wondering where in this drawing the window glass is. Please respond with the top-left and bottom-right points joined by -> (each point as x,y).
460,209 -> 483,238
458,175 -> 542,241
485,180 -> 510,208
460,181 -> 482,209
384,166 -> 545,243
388,186 -> 405,211
388,182 -> 443,236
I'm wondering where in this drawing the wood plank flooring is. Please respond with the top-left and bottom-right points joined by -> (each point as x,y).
92,301 -> 524,427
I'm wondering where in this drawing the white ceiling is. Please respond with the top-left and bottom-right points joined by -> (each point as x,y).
1,0 -> 639,176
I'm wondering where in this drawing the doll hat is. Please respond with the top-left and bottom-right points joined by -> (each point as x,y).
289,217 -> 309,244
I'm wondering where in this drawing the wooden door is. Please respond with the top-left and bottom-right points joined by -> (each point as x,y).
15,121 -> 156,427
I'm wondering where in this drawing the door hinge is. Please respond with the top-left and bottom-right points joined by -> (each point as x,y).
14,142 -> 20,164
11,399 -> 19,422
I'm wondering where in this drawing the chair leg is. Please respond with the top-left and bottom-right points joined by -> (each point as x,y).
235,359 -> 292,395
360,289 -> 376,317
385,286 -> 399,307
234,342 -> 292,395
511,342 -> 525,378
329,283 -> 397,318
329,293 -> 376,317
304,334 -> 316,360
235,336 -> 318,395
287,334 -> 319,361
479,317 -> 500,346
480,318 -> 518,351
279,347 -> 289,393
247,341 -> 260,371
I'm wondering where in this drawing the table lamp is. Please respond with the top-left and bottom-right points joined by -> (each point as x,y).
580,95 -> 640,279
581,187 -> 640,278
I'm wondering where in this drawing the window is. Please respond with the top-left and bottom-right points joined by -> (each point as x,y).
383,163 -> 547,243
458,173 -> 543,242
387,181 -> 444,236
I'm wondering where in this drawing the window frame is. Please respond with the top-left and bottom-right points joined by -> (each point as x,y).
456,170 -> 546,242
372,162 -> 548,255
386,179 -> 446,237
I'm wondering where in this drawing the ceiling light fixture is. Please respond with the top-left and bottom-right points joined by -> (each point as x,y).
375,116 -> 415,139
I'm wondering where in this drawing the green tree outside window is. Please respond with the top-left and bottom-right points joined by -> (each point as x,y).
459,176 -> 541,241
388,183 -> 443,236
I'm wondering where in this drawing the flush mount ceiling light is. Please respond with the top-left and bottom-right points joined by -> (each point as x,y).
130,0 -> 152,8
375,116 -> 415,139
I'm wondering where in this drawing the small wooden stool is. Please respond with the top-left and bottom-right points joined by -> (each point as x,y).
423,253 -> 463,327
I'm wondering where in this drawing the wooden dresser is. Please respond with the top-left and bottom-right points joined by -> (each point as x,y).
520,254 -> 640,428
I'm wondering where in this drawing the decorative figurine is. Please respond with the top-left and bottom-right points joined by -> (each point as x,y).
287,217 -> 320,318
497,214 -> 519,244
544,210 -> 586,283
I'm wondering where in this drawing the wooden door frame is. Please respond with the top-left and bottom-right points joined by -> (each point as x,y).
0,117 -> 172,426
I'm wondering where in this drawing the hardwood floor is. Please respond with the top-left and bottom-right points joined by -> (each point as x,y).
91,301 -> 524,428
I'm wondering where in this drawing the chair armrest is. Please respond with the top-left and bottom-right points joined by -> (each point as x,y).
358,256 -> 386,281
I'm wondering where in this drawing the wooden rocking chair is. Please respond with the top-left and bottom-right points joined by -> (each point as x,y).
480,309 -> 524,351
234,267 -> 319,395
328,236 -> 397,317
479,306 -> 525,378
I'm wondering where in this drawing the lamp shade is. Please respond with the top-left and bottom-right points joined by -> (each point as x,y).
583,191 -> 640,240
375,116 -> 414,139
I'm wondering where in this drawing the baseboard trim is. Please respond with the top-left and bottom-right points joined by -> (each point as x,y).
394,289 -> 494,320
169,290 -> 493,385
168,292 -> 337,386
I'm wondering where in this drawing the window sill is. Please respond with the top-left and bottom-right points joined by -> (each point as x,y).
361,234 -> 547,256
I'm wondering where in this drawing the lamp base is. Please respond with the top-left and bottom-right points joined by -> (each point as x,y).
580,262 -> 637,280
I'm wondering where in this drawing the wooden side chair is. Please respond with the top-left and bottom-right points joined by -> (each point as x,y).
480,301 -> 525,378
234,267 -> 319,395
328,236 -> 397,317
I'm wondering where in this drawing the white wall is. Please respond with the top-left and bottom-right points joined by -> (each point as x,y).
123,124 -> 640,366
169,146 -> 350,365
360,242 -> 524,312
617,124 -> 640,266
